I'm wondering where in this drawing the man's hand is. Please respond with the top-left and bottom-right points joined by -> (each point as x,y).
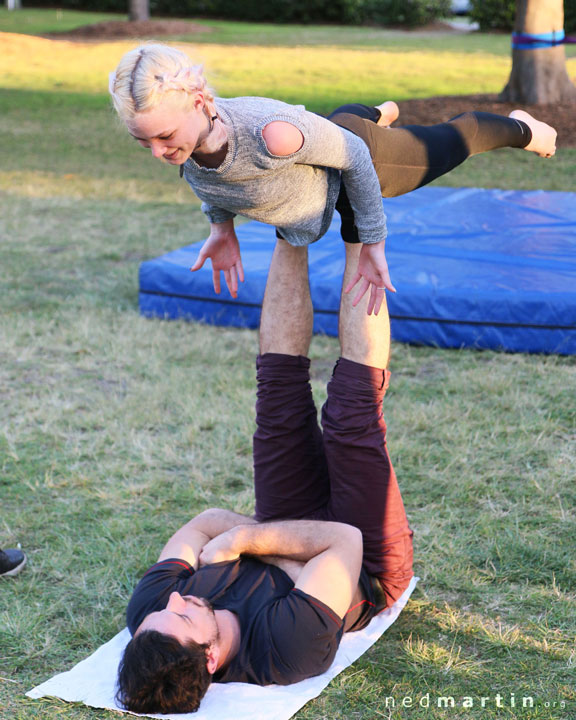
198,530 -> 241,567
344,241 -> 395,315
190,220 -> 245,298
197,525 -> 306,582
157,508 -> 255,570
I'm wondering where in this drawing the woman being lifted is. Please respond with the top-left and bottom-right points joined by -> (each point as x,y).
109,43 -> 556,316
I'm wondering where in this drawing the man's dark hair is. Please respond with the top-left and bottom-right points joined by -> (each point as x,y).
116,630 -> 212,713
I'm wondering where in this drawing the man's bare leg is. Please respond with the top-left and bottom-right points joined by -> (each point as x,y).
340,243 -> 391,368
320,242 -> 413,610
259,238 -> 313,356
254,237 -> 329,522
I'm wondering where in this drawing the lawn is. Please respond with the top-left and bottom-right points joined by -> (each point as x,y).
1,8 -> 576,57
1,11 -> 575,720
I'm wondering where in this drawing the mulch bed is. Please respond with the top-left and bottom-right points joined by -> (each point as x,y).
47,20 -> 576,147
46,19 -> 212,40
396,94 -> 576,148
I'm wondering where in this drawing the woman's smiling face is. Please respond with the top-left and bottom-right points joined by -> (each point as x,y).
127,94 -> 208,165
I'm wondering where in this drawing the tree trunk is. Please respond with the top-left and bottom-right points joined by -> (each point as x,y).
500,0 -> 576,104
129,0 -> 149,22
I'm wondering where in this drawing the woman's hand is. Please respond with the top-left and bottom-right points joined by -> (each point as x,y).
190,221 -> 245,298
198,530 -> 240,567
344,241 -> 395,315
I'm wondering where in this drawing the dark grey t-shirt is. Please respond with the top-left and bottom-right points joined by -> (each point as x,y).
126,557 -> 344,685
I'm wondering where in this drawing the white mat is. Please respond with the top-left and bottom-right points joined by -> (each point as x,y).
27,576 -> 418,719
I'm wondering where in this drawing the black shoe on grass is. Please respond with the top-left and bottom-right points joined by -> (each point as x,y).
0,548 -> 27,577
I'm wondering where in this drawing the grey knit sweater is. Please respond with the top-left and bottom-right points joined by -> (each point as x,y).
182,96 -> 387,247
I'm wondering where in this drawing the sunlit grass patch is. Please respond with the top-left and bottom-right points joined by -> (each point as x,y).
1,30 -> 558,106
0,170 -> 193,204
2,9 -> 575,59
403,634 -> 491,677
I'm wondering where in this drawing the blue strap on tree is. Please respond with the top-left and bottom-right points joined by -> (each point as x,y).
512,29 -> 576,49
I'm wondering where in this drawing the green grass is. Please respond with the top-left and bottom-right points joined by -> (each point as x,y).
0,7 -> 126,35
2,8 -> 575,57
182,18 -> 576,57
1,13 -> 575,720
0,38 -> 521,104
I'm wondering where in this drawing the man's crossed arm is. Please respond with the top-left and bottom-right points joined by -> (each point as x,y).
156,508 -> 254,569
156,508 -> 363,620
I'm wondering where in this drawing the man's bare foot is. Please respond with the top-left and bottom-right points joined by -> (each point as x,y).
375,101 -> 399,128
509,110 -> 557,158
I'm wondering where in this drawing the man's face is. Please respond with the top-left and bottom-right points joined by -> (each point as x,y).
137,592 -> 220,647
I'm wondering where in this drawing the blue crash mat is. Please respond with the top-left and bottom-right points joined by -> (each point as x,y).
139,186 -> 576,355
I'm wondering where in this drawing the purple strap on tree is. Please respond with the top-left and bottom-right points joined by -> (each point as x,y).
512,29 -> 576,49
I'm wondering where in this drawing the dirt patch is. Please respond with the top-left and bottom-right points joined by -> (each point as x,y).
395,94 -> 575,148
49,18 -> 466,40
46,19 -> 211,40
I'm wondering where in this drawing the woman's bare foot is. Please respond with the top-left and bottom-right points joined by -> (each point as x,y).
375,100 -> 399,127
509,110 -> 557,158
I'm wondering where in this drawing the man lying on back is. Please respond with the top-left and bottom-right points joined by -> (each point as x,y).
116,239 -> 414,713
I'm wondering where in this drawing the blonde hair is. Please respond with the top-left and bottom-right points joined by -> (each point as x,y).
109,44 -> 215,120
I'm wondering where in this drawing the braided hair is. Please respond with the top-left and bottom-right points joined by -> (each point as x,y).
109,43 -> 216,120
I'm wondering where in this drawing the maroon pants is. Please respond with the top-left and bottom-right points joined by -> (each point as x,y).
253,353 -> 414,609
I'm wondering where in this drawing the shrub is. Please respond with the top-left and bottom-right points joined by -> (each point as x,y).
27,0 -> 452,26
149,0 -> 344,24
566,0 -> 576,34
366,0 -> 452,27
469,0 -> 515,32
150,0 -> 451,25
470,0 -> 575,34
